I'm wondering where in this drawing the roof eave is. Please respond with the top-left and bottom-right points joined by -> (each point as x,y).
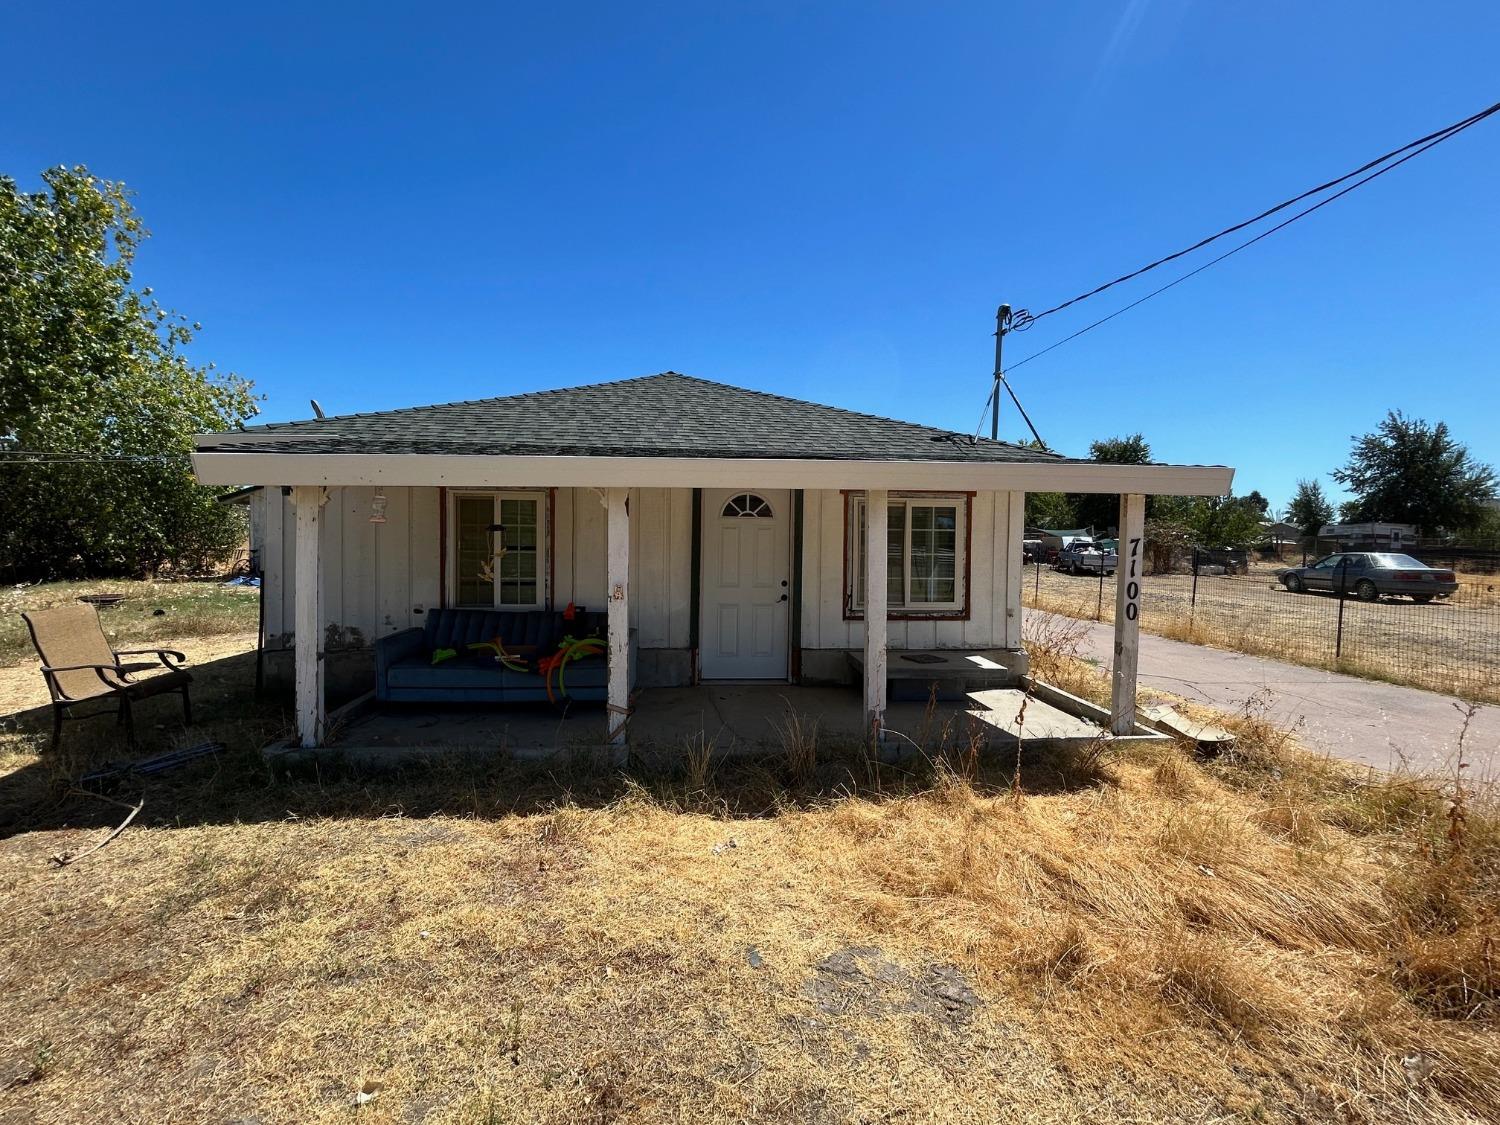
191,451 -> 1233,496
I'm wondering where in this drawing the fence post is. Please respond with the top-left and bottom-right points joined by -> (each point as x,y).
1334,556 -> 1348,659
1189,547 -> 1200,625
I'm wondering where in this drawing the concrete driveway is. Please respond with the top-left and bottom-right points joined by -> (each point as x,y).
1062,615 -> 1498,776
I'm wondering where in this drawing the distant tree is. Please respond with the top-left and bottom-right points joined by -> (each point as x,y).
1089,433 -> 1152,464
1025,491 -> 1076,531
1331,411 -> 1496,535
0,166 -> 258,579
1192,495 -> 1264,550
1074,433 -> 1153,533
1241,490 -> 1271,518
1286,479 -> 1334,541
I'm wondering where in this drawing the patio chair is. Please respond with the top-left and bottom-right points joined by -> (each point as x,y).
21,603 -> 192,752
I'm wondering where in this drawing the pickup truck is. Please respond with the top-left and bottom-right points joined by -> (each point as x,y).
1057,540 -> 1117,576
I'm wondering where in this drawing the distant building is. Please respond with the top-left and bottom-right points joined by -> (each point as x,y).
1259,520 -> 1304,545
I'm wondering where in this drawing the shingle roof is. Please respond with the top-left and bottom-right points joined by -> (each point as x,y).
200,372 -> 1073,463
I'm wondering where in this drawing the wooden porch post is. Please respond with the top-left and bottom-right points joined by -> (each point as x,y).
863,488 -> 888,739
606,486 -> 630,751
1110,492 -> 1146,735
293,485 -> 325,748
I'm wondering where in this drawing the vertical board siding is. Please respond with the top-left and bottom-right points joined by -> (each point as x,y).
798,488 -> 1016,653
259,484 -> 1012,656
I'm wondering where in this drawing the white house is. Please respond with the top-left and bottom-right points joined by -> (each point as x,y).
192,373 -> 1234,750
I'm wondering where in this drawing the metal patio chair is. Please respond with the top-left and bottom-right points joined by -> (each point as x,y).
21,603 -> 193,751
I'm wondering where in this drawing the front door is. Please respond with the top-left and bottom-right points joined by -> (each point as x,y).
700,489 -> 791,679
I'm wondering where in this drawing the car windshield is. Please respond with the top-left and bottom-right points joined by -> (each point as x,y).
1371,553 -> 1426,569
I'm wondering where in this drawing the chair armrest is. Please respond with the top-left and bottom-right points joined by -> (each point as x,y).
375,628 -> 427,678
115,648 -> 188,668
40,663 -> 129,693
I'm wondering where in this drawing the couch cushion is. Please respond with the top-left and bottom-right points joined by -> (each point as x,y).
386,657 -> 508,690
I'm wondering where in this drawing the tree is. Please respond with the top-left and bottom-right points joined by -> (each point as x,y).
1025,491 -> 1076,530
1241,490 -> 1271,518
1286,479 -> 1334,541
1331,411 -> 1496,535
0,166 -> 258,579
1073,433 -> 1153,534
1192,495 -> 1263,550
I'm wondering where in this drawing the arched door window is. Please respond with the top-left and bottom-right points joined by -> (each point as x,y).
721,493 -> 774,518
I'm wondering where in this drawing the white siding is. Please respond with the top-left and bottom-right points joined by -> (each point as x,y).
253,483 -> 1014,659
260,485 -> 692,652
797,489 -> 1019,654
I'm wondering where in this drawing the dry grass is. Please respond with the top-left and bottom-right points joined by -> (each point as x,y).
0,577 -> 260,666
0,586 -> 1496,1123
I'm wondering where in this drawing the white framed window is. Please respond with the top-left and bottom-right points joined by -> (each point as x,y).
449,490 -> 545,609
847,493 -> 967,614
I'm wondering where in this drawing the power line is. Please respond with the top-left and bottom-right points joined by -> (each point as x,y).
1005,111 -> 1493,376
1020,98 -> 1500,328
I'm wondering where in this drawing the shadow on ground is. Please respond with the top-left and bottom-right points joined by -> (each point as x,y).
0,650 -> 1114,838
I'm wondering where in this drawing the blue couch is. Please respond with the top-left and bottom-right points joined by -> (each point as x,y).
373,607 -> 633,704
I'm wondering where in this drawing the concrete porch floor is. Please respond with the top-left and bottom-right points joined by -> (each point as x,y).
325,683 -> 997,758
308,680 -> 1163,766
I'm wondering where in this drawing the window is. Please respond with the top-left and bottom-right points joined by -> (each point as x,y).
722,493 -> 774,518
450,491 -> 544,608
847,493 -> 967,614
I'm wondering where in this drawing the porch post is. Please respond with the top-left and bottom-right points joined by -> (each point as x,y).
863,488 -> 888,739
293,485 -> 325,749
1110,492 -> 1146,735
606,486 -> 631,751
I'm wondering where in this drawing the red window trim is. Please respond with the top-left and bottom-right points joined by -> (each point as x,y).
840,490 -> 974,622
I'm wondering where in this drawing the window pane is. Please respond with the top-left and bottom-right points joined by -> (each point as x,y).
456,496 -> 495,606
909,505 -> 957,603
496,496 -> 540,605
887,504 -> 905,605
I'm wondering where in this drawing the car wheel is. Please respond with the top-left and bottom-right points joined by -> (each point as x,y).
1283,573 -> 1303,593
1355,579 -> 1379,602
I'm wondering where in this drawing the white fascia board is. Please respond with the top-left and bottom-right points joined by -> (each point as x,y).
192,451 -> 1234,496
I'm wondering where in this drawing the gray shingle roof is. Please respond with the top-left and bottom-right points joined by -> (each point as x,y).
201,373 -> 1073,464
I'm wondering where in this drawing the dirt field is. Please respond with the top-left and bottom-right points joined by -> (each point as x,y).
1024,563 -> 1500,704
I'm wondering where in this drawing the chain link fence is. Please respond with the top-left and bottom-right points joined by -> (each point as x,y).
1023,554 -> 1500,704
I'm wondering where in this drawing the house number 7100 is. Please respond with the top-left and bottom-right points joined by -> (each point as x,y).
1124,536 -> 1142,622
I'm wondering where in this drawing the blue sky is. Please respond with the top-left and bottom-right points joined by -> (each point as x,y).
5,2 -> 1497,512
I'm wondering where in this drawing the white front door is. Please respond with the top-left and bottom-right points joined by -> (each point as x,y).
701,489 -> 791,680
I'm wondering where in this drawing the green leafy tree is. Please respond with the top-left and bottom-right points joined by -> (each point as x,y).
1013,436 -> 1076,529
1074,433 -> 1152,533
1192,495 -> 1264,549
1286,479 -> 1334,541
0,166 -> 258,579
1331,411 -> 1496,535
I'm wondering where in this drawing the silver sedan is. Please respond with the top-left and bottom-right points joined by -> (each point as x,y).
1275,553 -> 1458,603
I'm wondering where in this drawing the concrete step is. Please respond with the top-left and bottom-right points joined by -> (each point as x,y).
966,688 -> 1105,741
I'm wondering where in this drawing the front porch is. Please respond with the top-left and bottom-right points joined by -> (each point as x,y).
270,679 -> 1172,770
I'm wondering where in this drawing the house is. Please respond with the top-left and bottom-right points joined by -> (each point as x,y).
192,373 -> 1234,751
1259,520 -> 1304,546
